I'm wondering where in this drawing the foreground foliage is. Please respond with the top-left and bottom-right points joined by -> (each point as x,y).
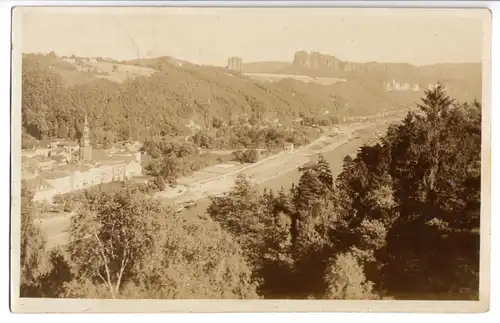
20,86 -> 481,300
207,85 -> 481,300
21,182 -> 259,299
20,185 -> 49,296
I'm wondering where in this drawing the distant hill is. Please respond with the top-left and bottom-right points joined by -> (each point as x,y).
241,51 -> 482,98
418,63 -> 482,80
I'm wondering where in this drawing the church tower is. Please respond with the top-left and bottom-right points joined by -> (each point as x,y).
79,114 -> 92,162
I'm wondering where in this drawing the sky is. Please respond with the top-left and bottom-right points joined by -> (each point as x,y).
16,7 -> 488,67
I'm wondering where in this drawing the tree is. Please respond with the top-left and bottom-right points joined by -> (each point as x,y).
353,218 -> 388,253
66,183 -> 168,298
151,175 -> 166,191
244,149 -> 260,163
310,87 -> 483,300
233,149 -> 260,164
232,149 -> 244,163
36,248 -> 73,297
208,174 -> 300,297
212,116 -> 223,128
378,88 -> 479,298
129,213 -> 260,299
414,84 -> 454,205
316,154 -> 333,191
20,183 -> 48,296
324,251 -> 379,300
21,133 -> 37,150
249,114 -> 259,126
193,131 -> 212,148
289,194 -> 342,298
293,169 -> 323,211
417,84 -> 454,124
273,186 -> 295,216
65,181 -> 261,299
161,154 -> 181,184
208,175 -> 272,267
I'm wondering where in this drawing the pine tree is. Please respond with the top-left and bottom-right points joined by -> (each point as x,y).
294,169 -> 323,211
262,188 -> 276,217
270,186 -> 295,224
268,189 -> 275,200
316,154 -> 333,192
417,84 -> 454,194
417,83 -> 454,124
208,174 -> 271,271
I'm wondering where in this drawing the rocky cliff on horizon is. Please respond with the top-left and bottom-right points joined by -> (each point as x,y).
293,50 -> 419,73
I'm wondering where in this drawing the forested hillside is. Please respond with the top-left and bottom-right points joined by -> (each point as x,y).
20,86 -> 482,300
21,53 -> 347,146
22,53 -> 478,150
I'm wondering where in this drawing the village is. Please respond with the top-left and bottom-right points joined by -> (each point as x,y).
21,104 -> 405,210
21,115 -> 148,203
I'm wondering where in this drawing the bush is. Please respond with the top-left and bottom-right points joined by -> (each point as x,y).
245,149 -> 260,163
151,175 -> 166,191
233,149 -> 260,163
324,251 -> 380,300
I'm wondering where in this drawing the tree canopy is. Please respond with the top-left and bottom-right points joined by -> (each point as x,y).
62,182 -> 259,299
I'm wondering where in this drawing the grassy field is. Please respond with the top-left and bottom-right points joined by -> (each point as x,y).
243,72 -> 347,86
78,60 -> 157,83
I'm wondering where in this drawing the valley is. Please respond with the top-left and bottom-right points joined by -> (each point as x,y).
37,112 -> 403,249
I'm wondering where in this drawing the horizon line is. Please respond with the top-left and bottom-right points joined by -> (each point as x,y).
22,50 -> 483,69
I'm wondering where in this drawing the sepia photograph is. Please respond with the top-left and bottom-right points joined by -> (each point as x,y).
10,6 -> 491,313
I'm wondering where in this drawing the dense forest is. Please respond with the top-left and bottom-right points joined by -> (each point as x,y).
20,86 -> 481,300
